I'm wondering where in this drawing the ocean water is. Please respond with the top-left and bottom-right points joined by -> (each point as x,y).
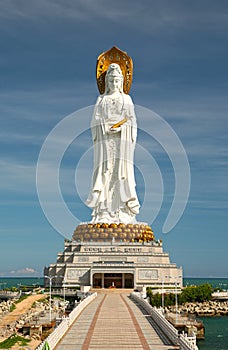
197,317 -> 228,350
184,278 -> 228,350
1,277 -> 227,290
184,277 -> 228,290
1,277 -> 228,349
0,277 -> 44,289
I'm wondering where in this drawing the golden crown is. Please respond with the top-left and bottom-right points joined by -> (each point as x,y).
96,46 -> 133,94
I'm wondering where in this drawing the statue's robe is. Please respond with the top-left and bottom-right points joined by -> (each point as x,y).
86,93 -> 140,223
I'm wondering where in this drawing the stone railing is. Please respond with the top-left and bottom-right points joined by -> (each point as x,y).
130,292 -> 198,350
36,292 -> 97,350
212,291 -> 228,300
51,288 -> 77,296
70,240 -> 161,247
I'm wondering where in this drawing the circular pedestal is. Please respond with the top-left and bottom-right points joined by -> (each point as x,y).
72,223 -> 154,242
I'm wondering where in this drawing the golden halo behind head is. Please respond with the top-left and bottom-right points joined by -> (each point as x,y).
96,46 -> 133,94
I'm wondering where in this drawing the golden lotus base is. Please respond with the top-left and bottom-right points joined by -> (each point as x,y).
72,223 -> 154,242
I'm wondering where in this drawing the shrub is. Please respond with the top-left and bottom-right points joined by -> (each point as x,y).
10,303 -> 16,312
0,334 -> 30,349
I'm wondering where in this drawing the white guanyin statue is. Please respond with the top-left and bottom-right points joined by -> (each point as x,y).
86,61 -> 140,224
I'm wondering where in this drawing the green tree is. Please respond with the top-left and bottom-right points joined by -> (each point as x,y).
179,283 -> 212,304
164,293 -> 176,306
147,283 -> 213,308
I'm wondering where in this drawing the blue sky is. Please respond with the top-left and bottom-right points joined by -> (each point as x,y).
0,0 -> 227,277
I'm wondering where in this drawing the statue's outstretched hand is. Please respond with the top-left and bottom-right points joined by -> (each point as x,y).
108,126 -> 121,134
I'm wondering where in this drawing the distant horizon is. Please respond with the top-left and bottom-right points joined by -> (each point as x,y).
1,276 -> 228,279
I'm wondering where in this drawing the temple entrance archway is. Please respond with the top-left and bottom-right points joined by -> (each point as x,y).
92,272 -> 134,288
104,273 -> 122,288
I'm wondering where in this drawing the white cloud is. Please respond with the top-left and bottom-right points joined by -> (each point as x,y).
0,0 -> 227,33
0,267 -> 39,277
0,131 -> 43,145
0,81 -> 95,122
189,199 -> 228,210
0,0 -> 87,20
0,159 -> 36,193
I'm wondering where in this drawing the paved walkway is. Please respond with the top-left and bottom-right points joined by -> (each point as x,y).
55,292 -> 176,350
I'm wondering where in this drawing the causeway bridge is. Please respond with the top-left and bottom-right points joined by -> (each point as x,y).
36,291 -> 198,350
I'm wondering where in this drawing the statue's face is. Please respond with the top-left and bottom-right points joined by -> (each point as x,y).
107,76 -> 122,93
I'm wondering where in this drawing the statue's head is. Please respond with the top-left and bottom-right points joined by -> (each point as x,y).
105,63 -> 124,94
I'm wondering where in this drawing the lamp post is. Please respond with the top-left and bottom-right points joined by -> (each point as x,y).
44,275 -> 57,322
175,279 -> 178,324
58,275 -> 66,316
165,275 -> 182,324
63,280 -> 66,315
174,275 -> 182,324
161,276 -> 165,310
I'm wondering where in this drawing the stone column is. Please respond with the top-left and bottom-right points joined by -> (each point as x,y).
134,272 -> 136,289
90,271 -> 93,287
122,273 -> 125,288
101,273 -> 104,289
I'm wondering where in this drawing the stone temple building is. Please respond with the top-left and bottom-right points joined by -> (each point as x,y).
44,223 -> 182,291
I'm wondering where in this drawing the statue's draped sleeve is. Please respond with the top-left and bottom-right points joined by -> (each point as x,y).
88,96 -> 107,196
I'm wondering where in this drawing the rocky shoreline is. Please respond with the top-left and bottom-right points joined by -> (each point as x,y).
0,299 -> 14,319
0,296 -> 66,341
166,300 -> 228,317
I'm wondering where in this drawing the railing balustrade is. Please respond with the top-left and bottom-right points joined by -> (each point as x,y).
36,292 -> 97,350
130,292 -> 198,350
